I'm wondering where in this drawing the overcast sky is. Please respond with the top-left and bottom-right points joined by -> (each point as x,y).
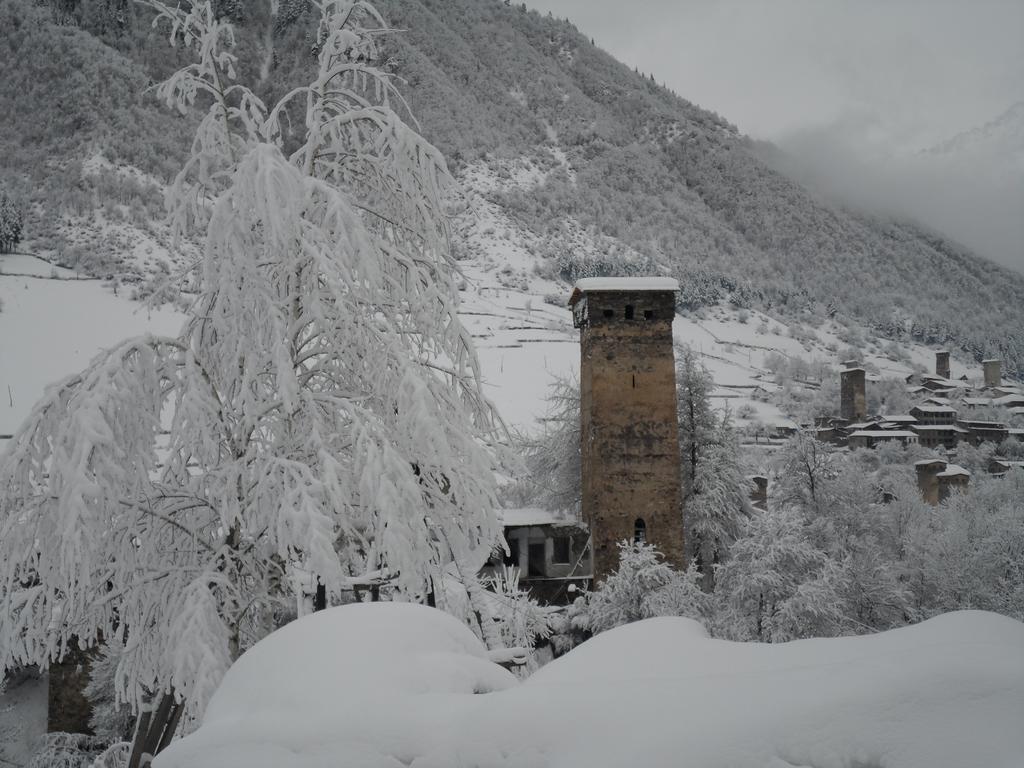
526,0 -> 1024,271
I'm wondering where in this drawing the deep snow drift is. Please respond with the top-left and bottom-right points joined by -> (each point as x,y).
155,602 -> 1024,768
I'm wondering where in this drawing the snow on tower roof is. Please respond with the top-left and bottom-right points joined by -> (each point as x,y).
570,277 -> 679,306
937,464 -> 971,478
573,277 -> 680,293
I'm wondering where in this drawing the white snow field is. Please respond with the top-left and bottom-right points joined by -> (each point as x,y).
155,603 -> 1024,768
0,254 -> 183,440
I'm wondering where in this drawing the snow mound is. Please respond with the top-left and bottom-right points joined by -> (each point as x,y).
155,608 -> 1024,768
155,603 -> 517,768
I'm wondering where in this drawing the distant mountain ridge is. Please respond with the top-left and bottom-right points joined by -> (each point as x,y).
924,101 -> 1024,165
2,0 -> 1023,376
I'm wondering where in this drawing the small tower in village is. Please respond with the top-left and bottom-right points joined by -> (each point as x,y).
935,350 -> 950,380
983,359 -> 1002,388
840,365 -> 867,422
570,277 -> 685,584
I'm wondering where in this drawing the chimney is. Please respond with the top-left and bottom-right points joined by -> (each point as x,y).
983,359 -> 1001,388
935,350 -> 950,380
840,367 -> 867,422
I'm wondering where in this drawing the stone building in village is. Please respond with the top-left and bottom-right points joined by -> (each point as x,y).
570,277 -> 686,584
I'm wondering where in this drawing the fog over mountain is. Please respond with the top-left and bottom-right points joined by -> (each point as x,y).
768,102 -> 1024,272
528,0 -> 1024,273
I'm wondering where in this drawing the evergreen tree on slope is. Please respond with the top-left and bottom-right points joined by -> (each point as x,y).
677,345 -> 746,589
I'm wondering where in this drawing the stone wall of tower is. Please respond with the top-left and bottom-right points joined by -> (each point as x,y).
916,462 -> 942,506
935,351 -> 950,380
576,289 -> 684,584
983,359 -> 1001,388
840,368 -> 867,422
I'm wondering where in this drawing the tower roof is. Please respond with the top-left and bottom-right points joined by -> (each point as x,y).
569,277 -> 679,306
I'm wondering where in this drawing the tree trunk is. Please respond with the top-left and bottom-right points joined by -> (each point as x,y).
128,690 -> 182,768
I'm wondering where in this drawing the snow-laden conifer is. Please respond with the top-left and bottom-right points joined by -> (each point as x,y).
0,0 -> 506,720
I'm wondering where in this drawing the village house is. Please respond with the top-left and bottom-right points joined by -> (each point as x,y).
915,459 -> 971,505
909,404 -> 958,425
489,508 -> 591,604
848,429 -> 919,450
957,419 -> 1010,446
989,459 -> 1024,477
911,423 -> 967,450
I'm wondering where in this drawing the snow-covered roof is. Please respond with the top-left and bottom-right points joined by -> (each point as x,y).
937,464 -> 970,478
962,397 -> 993,406
992,460 -> 1024,469
846,421 -> 883,431
880,415 -> 917,423
849,430 -> 917,439
992,394 -> 1024,406
910,405 -> 957,413
497,507 -> 573,527
910,424 -> 965,432
573,277 -> 679,293
982,358 -> 1001,364
915,459 -> 947,467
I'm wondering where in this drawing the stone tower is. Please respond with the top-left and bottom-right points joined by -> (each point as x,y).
935,350 -> 950,380
983,359 -> 1001,388
570,277 -> 685,584
840,366 -> 867,422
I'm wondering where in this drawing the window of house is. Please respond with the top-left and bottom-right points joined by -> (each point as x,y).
603,308 -> 614,318
624,304 -> 634,319
644,309 -> 654,320
634,518 -> 646,544
552,537 -> 571,564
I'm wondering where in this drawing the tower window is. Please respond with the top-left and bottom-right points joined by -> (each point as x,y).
624,305 -> 635,319
644,309 -> 654,320
552,537 -> 571,564
603,308 -> 614,318
634,518 -> 646,544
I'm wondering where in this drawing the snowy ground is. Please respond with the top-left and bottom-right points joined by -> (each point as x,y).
154,602 -> 1024,768
0,254 -> 183,445
0,670 -> 46,768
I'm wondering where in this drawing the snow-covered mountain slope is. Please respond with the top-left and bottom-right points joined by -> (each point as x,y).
1,156 -> 996,451
4,0 -> 1024,379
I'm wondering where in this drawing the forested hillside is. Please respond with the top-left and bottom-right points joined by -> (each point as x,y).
2,0 -> 1023,374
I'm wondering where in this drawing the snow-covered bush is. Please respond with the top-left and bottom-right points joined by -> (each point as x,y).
576,541 -> 709,634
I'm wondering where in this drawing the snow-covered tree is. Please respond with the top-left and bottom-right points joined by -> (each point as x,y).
677,345 -> 747,588
578,541 -> 708,634
514,374 -> 580,512
0,0 -> 505,724
714,507 -> 846,642
717,440 -> 915,641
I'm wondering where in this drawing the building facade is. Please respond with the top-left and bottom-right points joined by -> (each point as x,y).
571,277 -> 685,584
